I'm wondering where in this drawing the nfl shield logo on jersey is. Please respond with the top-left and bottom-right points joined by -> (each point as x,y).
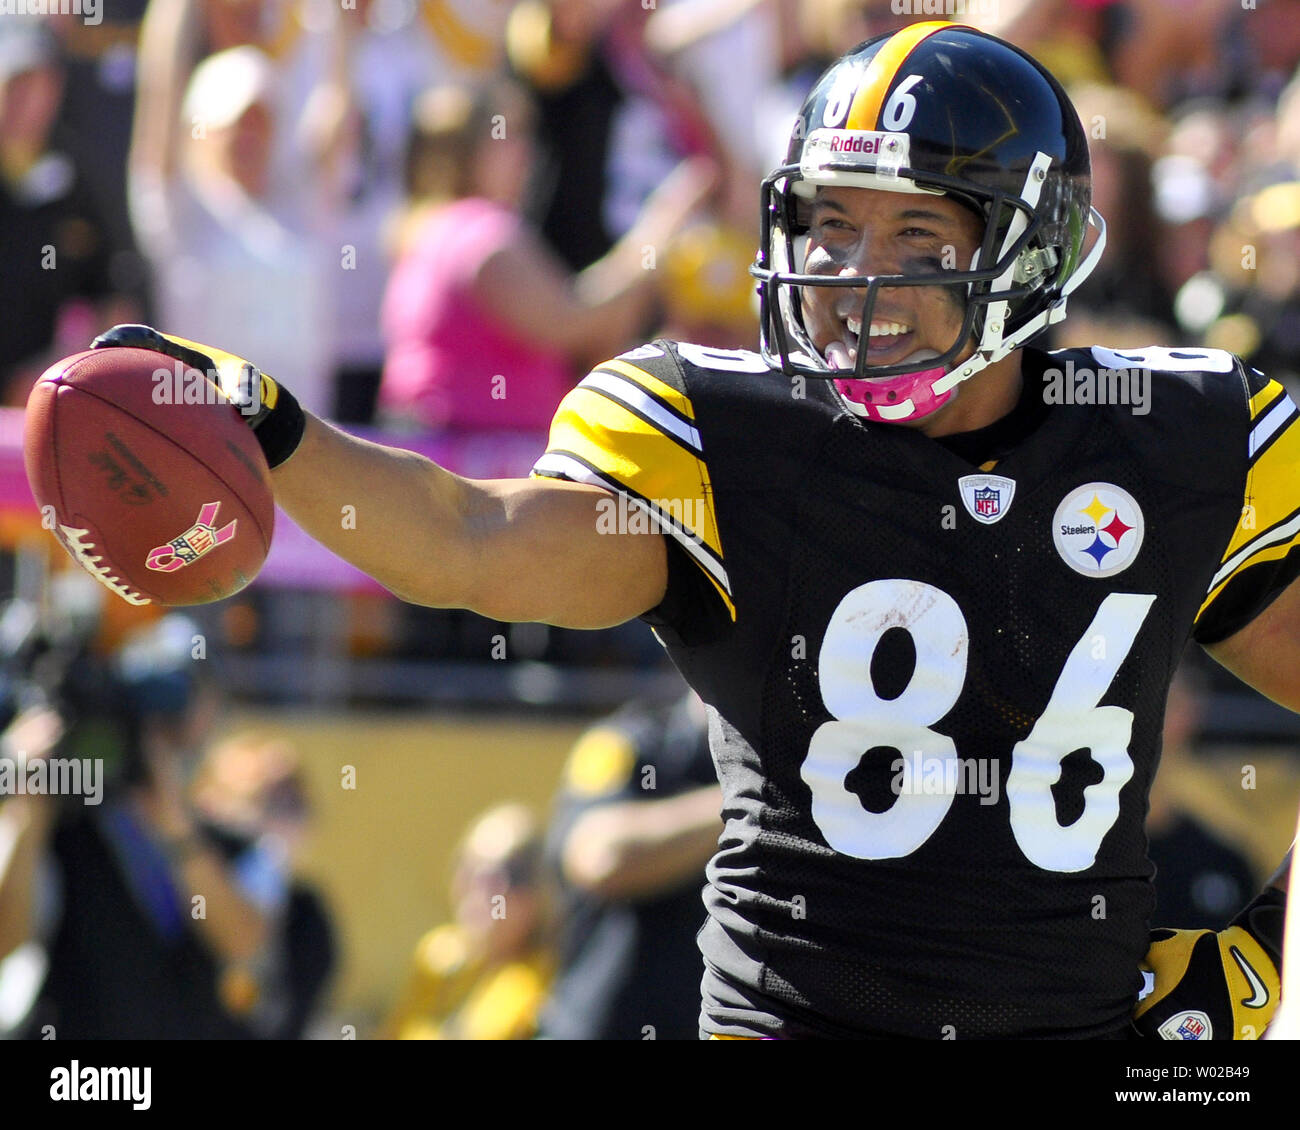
958,475 -> 1016,525
1158,1010 -> 1213,1040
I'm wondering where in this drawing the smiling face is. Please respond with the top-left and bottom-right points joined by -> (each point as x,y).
800,185 -> 984,373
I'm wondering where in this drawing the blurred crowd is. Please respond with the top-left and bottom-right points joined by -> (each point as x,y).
0,598 -> 336,1038
5,0 -> 1300,1039
7,0 -> 1300,429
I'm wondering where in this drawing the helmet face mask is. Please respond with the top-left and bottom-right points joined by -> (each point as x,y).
751,22 -> 1106,423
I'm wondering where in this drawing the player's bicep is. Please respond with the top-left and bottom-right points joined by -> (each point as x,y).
532,357 -> 735,635
460,477 -> 668,628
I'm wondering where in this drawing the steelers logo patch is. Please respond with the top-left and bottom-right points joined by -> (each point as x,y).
1052,483 -> 1144,578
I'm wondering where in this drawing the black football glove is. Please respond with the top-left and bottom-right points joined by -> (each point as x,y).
1133,888 -> 1285,1039
90,324 -> 306,469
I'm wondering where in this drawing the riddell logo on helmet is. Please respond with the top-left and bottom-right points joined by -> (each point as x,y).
802,131 -> 910,177
826,135 -> 885,154
806,130 -> 902,156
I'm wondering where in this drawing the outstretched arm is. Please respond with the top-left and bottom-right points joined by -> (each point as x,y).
272,416 -> 668,628
88,325 -> 670,627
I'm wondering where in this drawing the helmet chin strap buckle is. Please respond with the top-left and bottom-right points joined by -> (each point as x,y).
1013,246 -> 1058,286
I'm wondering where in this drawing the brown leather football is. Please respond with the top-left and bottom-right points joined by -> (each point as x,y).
24,347 -> 275,606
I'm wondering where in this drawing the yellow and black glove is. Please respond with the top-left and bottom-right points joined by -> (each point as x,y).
90,324 -> 306,468
1134,888 -> 1285,1039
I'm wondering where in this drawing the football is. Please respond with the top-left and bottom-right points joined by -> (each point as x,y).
23,347 -> 275,606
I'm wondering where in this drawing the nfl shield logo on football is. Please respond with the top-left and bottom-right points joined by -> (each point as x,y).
1157,1010 -> 1212,1040
958,474 -> 1016,525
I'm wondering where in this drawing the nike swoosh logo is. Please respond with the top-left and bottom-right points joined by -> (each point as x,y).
1230,945 -> 1270,1009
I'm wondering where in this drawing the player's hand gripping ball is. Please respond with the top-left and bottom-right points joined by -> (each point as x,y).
24,343 -> 275,606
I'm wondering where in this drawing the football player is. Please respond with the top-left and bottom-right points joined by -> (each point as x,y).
92,21 -> 1293,1038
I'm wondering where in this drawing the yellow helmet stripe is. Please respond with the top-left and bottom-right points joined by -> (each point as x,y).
845,21 -> 955,131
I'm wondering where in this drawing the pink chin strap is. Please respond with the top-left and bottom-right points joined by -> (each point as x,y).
833,365 -> 952,423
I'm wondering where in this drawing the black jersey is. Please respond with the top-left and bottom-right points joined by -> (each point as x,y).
532,340 -> 1300,1038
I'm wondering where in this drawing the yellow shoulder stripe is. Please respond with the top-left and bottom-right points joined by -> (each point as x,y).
537,382 -> 736,620
1197,403 -> 1300,621
1198,526 -> 1300,622
544,389 -> 723,560
597,359 -> 696,420
1218,416 -> 1300,554
1249,379 -> 1286,421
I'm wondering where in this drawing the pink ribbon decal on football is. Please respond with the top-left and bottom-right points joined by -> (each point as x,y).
146,501 -> 238,572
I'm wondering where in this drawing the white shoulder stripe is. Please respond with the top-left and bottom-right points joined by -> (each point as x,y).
532,453 -> 731,596
1249,394 -> 1297,460
533,451 -> 593,483
1207,510 -> 1300,594
578,372 -> 703,453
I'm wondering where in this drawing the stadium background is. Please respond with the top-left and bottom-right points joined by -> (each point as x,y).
2,0 -> 1300,1037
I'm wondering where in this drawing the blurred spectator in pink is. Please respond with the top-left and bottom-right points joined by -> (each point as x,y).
263,0 -> 517,423
0,22 -> 138,401
378,78 -> 714,434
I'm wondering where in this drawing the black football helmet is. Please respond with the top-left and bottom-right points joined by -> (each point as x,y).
751,21 -> 1105,422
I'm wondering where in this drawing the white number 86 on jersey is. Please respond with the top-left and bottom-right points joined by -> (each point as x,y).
802,579 -> 1156,872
